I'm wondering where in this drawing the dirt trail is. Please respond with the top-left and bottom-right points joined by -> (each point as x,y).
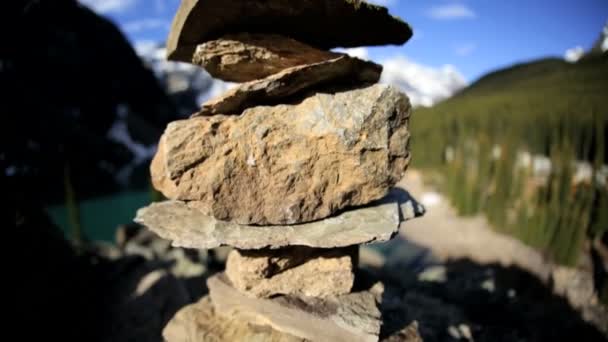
356,170 -> 608,339
398,170 -> 551,282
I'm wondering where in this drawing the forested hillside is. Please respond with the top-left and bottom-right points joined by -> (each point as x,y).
412,53 -> 608,265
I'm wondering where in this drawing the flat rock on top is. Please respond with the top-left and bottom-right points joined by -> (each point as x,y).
167,0 -> 412,62
196,55 -> 382,116
193,33 -> 342,82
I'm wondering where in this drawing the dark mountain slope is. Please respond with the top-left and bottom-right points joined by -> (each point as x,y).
3,0 -> 180,204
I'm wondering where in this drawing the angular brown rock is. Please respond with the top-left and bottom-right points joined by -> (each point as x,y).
151,84 -> 411,225
193,33 -> 341,82
383,322 -> 423,342
225,246 -> 357,298
196,55 -> 382,116
208,274 -> 383,342
167,0 -> 412,62
163,294 -> 422,342
163,296 -> 305,342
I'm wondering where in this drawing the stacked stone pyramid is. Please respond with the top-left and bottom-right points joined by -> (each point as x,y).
135,0 -> 421,341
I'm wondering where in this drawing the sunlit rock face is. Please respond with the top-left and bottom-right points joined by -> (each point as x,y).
151,84 -> 411,225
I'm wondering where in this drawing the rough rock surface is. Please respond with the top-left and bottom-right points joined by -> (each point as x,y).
208,274 -> 383,342
164,296 -> 424,342
167,0 -> 412,62
383,322 -> 424,342
196,55 -> 382,115
151,84 -> 411,225
163,296 -> 305,342
225,246 -> 357,298
193,33 -> 341,82
134,187 -> 424,250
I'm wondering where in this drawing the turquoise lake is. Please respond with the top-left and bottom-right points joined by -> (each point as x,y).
46,190 -> 151,242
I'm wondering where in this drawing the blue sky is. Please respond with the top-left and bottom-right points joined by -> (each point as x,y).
82,0 -> 607,82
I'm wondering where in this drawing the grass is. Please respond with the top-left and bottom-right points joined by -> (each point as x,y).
411,54 -> 608,266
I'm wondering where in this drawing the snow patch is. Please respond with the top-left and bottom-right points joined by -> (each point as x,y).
564,46 -> 584,63
421,192 -> 442,207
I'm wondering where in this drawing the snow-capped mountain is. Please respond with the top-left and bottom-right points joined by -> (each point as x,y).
337,48 -> 467,107
136,43 -> 466,111
564,21 -> 608,62
591,21 -> 608,54
380,56 -> 467,107
134,41 -> 234,117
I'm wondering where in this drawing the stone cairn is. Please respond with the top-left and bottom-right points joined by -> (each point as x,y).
135,1 -> 422,341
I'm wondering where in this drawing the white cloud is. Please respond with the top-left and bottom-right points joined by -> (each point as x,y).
428,4 -> 476,20
380,56 -> 467,107
564,46 -> 584,63
602,23 -> 608,52
366,0 -> 396,6
134,40 -> 163,57
79,0 -> 138,14
123,19 -> 170,33
334,47 -> 370,60
337,48 -> 467,107
454,43 -> 476,57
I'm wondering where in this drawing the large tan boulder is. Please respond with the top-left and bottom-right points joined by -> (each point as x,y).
151,84 -> 411,225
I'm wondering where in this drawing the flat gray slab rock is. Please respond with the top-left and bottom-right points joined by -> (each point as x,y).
134,187 -> 423,250
152,84 -> 411,225
208,273 -> 382,342
193,33 -> 342,82
196,55 -> 382,116
167,0 -> 412,62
